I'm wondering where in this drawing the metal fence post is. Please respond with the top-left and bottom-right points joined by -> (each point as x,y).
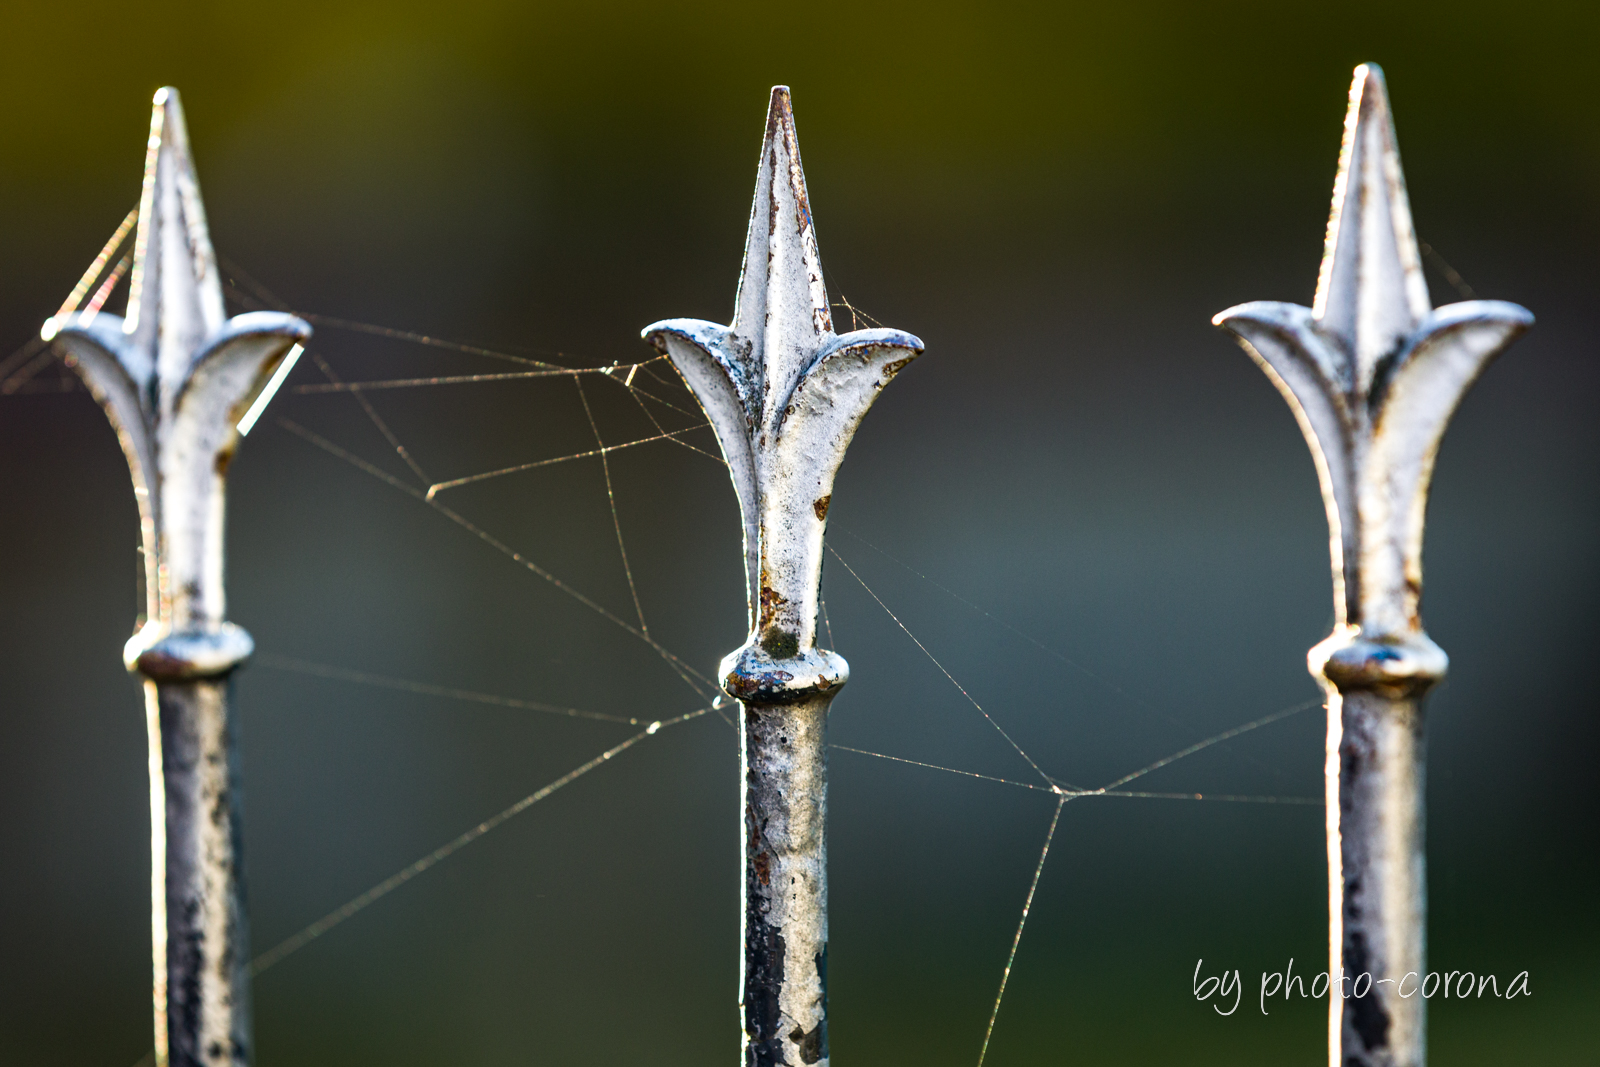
42,88 -> 310,1067
643,86 -> 924,1066
1213,64 -> 1532,1067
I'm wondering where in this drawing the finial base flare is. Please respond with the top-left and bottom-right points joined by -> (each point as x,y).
722,642 -> 848,706
1310,626 -> 1447,699
125,620 -> 254,681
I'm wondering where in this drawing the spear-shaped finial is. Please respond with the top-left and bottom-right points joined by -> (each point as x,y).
1214,64 -> 1531,1067
644,86 -> 923,1067
44,87 -> 310,1067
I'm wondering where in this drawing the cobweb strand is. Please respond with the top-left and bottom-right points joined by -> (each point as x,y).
575,376 -> 651,637
833,524 -> 1170,728
249,705 -> 710,978
977,795 -> 1066,1067
272,417 -> 718,705
423,426 -> 706,499
307,348 -> 432,485
255,653 -> 655,726
290,364 -> 662,393
826,542 -> 1062,790
283,340 -> 724,715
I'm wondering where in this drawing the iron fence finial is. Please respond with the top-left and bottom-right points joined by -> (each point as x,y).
43,86 -> 310,1067
643,85 -> 924,1067
1214,63 -> 1531,1067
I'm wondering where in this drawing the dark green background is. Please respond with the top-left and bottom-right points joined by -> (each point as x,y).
1,1 -> 1595,1063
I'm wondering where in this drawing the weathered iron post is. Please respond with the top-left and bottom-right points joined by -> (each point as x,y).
643,87 -> 923,1066
42,88 -> 310,1067
1214,65 -> 1531,1067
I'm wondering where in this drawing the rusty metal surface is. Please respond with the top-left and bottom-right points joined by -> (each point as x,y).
41,88 -> 310,1067
643,87 -> 923,1066
1214,64 -> 1531,1067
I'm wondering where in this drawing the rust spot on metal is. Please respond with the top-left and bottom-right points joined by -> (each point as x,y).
759,582 -> 789,630
882,356 -> 915,380
726,665 -> 795,702
812,494 -> 830,520
760,629 -> 799,659
214,445 -> 235,476
753,850 -> 772,886
789,1020 -> 825,1064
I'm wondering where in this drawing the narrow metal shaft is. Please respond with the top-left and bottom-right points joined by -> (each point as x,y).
1311,622 -> 1445,1067
148,678 -> 252,1067
742,697 -> 831,1066
1327,688 -> 1427,1067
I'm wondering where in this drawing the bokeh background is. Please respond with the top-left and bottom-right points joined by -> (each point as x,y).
1,2 -> 1596,1063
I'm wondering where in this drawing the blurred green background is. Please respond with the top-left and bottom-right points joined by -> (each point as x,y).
1,1 -> 1596,1063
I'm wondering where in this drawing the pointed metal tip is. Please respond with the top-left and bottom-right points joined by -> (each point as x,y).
147,87 -> 193,156
126,83 -> 223,343
1347,63 -> 1390,120
766,86 -> 795,130
151,86 -> 187,134
1311,59 -> 1427,360
729,82 -> 829,345
150,87 -> 187,136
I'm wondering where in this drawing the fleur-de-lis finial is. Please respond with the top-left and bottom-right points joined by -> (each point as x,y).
43,87 -> 310,1067
644,86 -> 923,1067
1214,64 -> 1531,1067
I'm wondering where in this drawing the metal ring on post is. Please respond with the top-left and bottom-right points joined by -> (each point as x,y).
125,622 -> 256,682
1311,628 -> 1448,702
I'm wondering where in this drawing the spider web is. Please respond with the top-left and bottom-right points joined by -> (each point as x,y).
15,210 -> 1350,1067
